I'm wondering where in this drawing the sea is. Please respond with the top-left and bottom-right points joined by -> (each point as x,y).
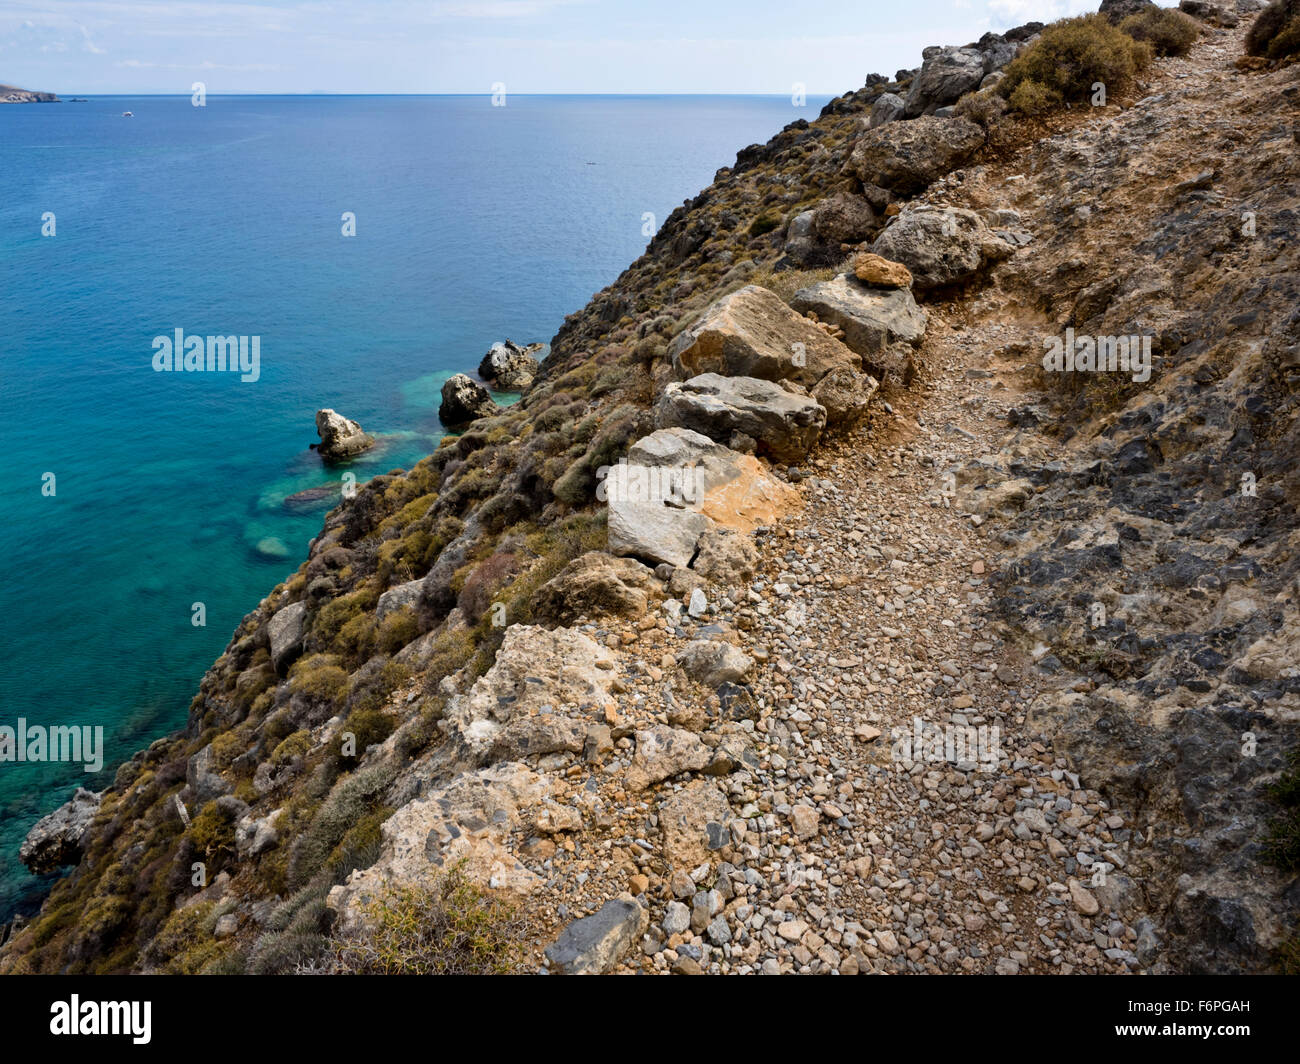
0,92 -> 827,919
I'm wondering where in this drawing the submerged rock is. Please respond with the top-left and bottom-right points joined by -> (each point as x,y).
314,408 -> 375,462
282,484 -> 341,514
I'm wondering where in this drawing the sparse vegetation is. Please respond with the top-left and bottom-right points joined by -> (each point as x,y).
1262,749 -> 1300,873
1247,0 -> 1300,59
310,865 -> 525,974
999,14 -> 1153,115
1120,7 -> 1200,57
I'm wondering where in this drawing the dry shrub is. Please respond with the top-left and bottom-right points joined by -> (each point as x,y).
999,14 -> 1153,115
1120,8 -> 1200,57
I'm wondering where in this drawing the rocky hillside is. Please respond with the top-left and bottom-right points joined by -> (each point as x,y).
3,1 -> 1297,976
0,84 -> 58,103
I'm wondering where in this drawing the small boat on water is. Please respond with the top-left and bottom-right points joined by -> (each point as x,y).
122,110 -> 133,117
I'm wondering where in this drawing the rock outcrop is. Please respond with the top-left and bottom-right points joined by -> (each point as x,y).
19,788 -> 102,875
791,273 -> 927,387
478,340 -> 542,391
314,408 -> 375,461
0,84 -> 58,103
532,552 -> 657,624
668,285 -> 878,428
846,115 -> 985,196
871,205 -> 1016,290
439,373 -> 497,426
654,373 -> 827,463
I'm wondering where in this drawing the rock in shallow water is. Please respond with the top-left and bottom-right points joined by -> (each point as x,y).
20,787 -> 102,875
439,373 -> 497,427
315,408 -> 375,462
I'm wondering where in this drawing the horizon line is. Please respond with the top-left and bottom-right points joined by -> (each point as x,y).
23,90 -> 842,98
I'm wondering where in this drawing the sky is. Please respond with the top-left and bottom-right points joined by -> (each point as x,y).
0,0 -> 1103,95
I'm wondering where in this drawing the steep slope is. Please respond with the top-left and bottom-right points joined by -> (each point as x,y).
3,5 -> 1295,976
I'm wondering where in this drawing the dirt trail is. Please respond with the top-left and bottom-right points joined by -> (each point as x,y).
727,24 -> 1270,974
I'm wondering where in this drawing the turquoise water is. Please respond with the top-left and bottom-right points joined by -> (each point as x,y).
0,93 -> 825,918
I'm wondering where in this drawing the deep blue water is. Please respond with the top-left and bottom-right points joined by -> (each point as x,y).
0,93 -> 825,918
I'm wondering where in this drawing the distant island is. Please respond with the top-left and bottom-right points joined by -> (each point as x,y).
0,84 -> 59,103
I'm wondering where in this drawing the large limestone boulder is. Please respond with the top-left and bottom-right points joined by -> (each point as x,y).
186,744 -> 232,806
1179,0 -> 1237,25
812,192 -> 877,245
267,600 -> 307,675
903,46 -> 986,117
677,639 -> 754,687
791,273 -> 928,388
315,408 -> 374,462
328,761 -> 552,936
867,92 -> 905,129
439,373 -> 497,427
654,373 -> 827,463
871,205 -> 1015,291
376,577 -> 423,622
667,285 -> 873,427
532,552 -> 657,625
691,528 -> 759,587
19,787 -> 102,875
846,115 -> 984,196
478,340 -> 541,391
604,429 -> 798,566
442,625 -> 619,766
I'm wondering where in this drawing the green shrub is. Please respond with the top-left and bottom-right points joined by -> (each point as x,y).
271,728 -> 312,766
144,902 -> 226,975
1120,8 -> 1200,57
311,587 -> 378,647
288,654 -> 349,706
999,14 -> 1152,114
1008,79 -> 1063,117
188,801 -> 239,873
748,210 -> 782,237
552,456 -> 594,506
1247,0 -> 1300,59
334,707 -> 396,766
247,931 -> 331,975
286,760 -> 396,890
1262,749 -> 1300,873
318,865 -> 525,974
376,606 -> 420,655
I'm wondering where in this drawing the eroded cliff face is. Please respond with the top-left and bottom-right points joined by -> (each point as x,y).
3,7 -> 1296,976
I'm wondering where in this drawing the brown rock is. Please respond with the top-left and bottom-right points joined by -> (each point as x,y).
853,252 -> 913,288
